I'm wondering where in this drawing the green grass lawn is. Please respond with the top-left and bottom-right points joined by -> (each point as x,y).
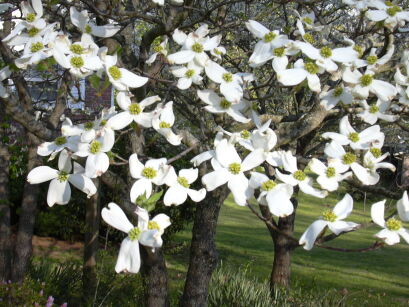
168,191 -> 409,306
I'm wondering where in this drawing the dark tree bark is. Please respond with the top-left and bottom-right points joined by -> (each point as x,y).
83,178 -> 100,304
180,186 -> 229,307
11,133 -> 41,282
0,136 -> 11,281
140,247 -> 170,307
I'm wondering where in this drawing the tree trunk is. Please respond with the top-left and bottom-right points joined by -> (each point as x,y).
140,247 -> 170,307
270,199 -> 298,289
180,186 -> 229,307
0,139 -> 11,281
11,133 -> 41,282
83,179 -> 100,304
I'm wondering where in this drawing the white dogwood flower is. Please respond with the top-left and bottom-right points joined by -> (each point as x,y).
358,99 -> 398,125
320,86 -> 353,110
294,41 -> 358,72
167,25 -> 221,67
197,89 -> 249,123
146,37 -> 168,65
366,3 -> 409,29
27,150 -> 97,206
245,20 -> 289,67
129,154 -> 171,202
201,139 -> 265,206
309,158 -> 352,192
299,194 -> 359,250
397,191 -> 409,222
152,101 -> 183,146
277,59 -> 324,92
343,67 -> 397,101
204,60 -> 243,103
249,172 -> 294,217
101,203 -> 170,273
100,49 -> 148,91
170,61 -> 203,90
108,93 -> 160,130
274,151 -> 327,198
164,168 -> 206,206
371,200 -> 409,245
37,135 -> 80,157
322,116 -> 384,150
70,7 -> 120,38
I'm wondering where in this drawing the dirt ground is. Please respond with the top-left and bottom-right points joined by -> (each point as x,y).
32,235 -> 83,260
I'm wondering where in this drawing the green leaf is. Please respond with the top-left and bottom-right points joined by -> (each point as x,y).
89,74 -> 101,89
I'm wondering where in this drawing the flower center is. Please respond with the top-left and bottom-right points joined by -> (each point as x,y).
84,122 -> 94,130
386,218 -> 402,231
58,171 -> 69,182
54,136 -> 67,146
153,45 -> 163,53
191,43 -> 203,53
333,87 -> 343,97
360,74 -> 373,87
366,55 -> 378,65
142,167 -> 157,179
128,103 -> 141,115
303,17 -> 313,25
214,48 -> 223,55
128,227 -> 141,241
85,24 -> 92,34
148,221 -> 160,230
185,69 -> 195,78
159,121 -> 171,128
70,56 -> 84,68
370,147 -> 381,158
100,119 -> 107,126
326,167 -> 336,178
322,210 -> 337,222
320,46 -> 332,58
89,140 -> 101,154
70,44 -> 84,55
30,42 -> 44,53
273,47 -> 285,57
353,45 -> 363,58
303,33 -> 315,44
293,170 -> 306,181
348,132 -> 360,143
222,73 -> 233,83
26,13 -> 36,23
220,98 -> 232,109
342,152 -> 357,165
369,105 -> 379,114
28,27 -> 40,37
387,6 -> 402,16
228,162 -> 241,175
177,176 -> 190,188
264,32 -> 277,43
261,180 -> 277,191
109,66 -> 122,80
240,130 -> 250,139
304,62 -> 319,74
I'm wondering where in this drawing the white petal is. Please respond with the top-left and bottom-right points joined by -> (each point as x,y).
398,228 -> 409,244
245,20 -> 270,38
130,178 -> 152,202
371,200 -> 386,227
375,229 -> 400,245
47,179 -> 71,207
299,220 -> 327,250
215,139 -> 241,167
366,9 -> 388,22
202,168 -> 230,191
241,149 -> 265,172
120,69 -> 149,88
107,112 -> 134,130
129,154 -> 144,179
228,173 -> 249,206
397,191 -> 409,222
328,220 -> 358,235
91,24 -> 121,38
332,193 -> 353,220
139,229 -> 162,248
187,188 -> 206,202
299,181 -> 327,198
27,166 -> 58,184
277,68 -> 307,86
101,202 -> 134,233
249,172 -> 269,189
164,185 -> 188,206
68,174 -> 97,197
179,168 -> 198,183
115,238 -> 140,273
167,50 -> 195,65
